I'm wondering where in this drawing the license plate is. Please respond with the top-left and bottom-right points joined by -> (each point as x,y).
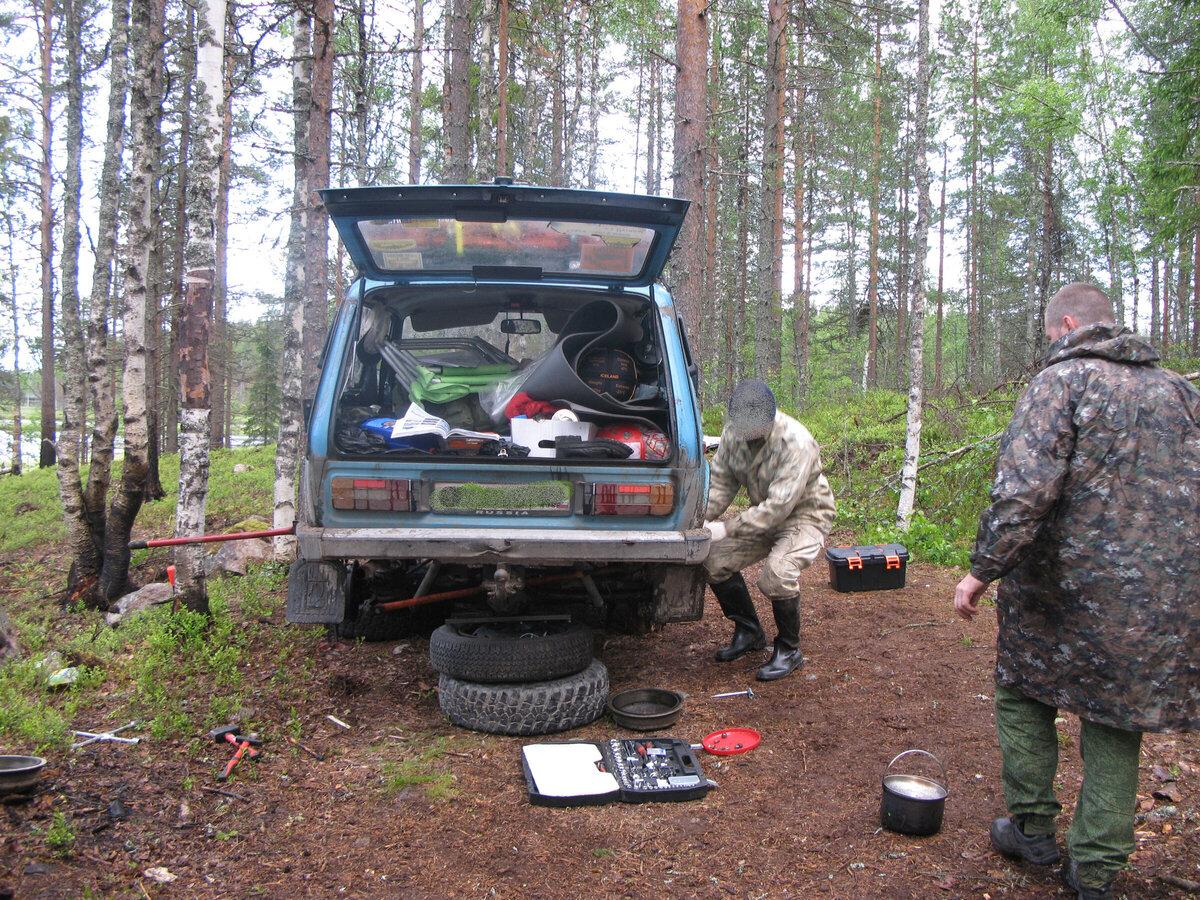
430,481 -> 573,515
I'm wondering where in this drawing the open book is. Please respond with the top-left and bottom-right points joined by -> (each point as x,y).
390,402 -> 500,445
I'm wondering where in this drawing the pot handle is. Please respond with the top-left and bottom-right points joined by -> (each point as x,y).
883,749 -> 946,786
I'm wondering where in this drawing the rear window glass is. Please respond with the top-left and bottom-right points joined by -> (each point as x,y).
355,218 -> 657,278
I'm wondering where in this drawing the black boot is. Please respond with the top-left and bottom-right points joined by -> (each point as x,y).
757,594 -> 803,681
711,574 -> 765,662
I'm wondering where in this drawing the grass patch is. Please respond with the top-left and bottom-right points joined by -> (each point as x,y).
378,735 -> 463,799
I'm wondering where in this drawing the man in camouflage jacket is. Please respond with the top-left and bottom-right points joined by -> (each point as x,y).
955,283 -> 1200,900
703,380 -> 836,681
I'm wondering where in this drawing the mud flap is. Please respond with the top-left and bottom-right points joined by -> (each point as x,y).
651,565 -> 706,624
286,560 -> 347,624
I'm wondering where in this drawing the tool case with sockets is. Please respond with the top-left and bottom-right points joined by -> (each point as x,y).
521,738 -> 711,807
826,543 -> 909,592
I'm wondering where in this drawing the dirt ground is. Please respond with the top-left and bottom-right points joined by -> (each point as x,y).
3,558 -> 1199,900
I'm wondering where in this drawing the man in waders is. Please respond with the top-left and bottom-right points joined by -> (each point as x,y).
703,380 -> 836,681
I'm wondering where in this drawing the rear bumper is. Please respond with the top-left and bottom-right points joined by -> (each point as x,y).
296,524 -> 711,566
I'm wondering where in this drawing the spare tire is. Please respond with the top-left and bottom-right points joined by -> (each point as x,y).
428,621 -> 593,683
437,660 -> 609,736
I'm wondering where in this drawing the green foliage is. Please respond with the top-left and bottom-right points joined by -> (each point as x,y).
0,464 -> 67,551
0,656 -> 74,752
784,388 -> 1011,562
243,321 -> 282,444
378,735 -> 461,799
41,810 -> 75,857
0,446 -> 289,753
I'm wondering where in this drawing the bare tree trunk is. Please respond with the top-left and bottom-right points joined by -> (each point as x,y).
97,0 -> 163,607
1150,248 -> 1160,346
1036,133 -> 1055,358
38,0 -> 56,469
703,15 -> 720,396
1163,255 -> 1171,347
496,0 -> 508,175
445,0 -> 471,182
273,9 -> 311,561
57,0 -> 95,590
409,0 -> 424,182
584,24 -> 600,189
753,0 -> 786,384
791,28 -> 809,408
303,0 -> 334,397
934,151 -> 947,394
212,5 -> 234,451
645,63 -> 657,193
477,0 -> 496,175
1193,224 -> 1199,351
967,25 -> 980,388
865,18 -> 882,388
81,0 -> 128,557
6,235 -> 22,475
163,6 -> 193,459
672,0 -> 707,351
550,6 -> 564,186
173,0 -> 225,613
897,0 -> 931,530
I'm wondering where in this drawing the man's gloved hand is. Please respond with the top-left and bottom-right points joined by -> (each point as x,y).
703,521 -> 728,544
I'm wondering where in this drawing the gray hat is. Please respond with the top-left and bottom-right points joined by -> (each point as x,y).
725,380 -> 776,441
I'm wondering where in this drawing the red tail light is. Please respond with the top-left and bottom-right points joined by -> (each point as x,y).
590,483 -> 673,516
331,477 -> 413,511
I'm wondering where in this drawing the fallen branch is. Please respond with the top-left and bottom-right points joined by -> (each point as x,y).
1158,873 -> 1200,893
871,432 -> 1004,498
201,786 -> 248,802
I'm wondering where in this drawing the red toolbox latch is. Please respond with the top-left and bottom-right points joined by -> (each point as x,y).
847,555 -> 863,570
885,554 -> 901,570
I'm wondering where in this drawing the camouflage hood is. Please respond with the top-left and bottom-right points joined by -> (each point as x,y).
970,324 -> 1200,733
1042,322 -> 1159,369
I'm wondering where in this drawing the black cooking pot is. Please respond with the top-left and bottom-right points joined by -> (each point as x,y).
880,749 -> 947,836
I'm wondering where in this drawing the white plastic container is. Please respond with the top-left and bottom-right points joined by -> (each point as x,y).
510,418 -> 597,458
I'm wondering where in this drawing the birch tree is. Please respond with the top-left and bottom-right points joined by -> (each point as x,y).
173,0 -> 226,613
897,0 -> 932,530
56,0 -> 127,594
37,0 -> 55,469
56,0 -> 91,584
93,0 -> 162,607
273,7 -> 311,561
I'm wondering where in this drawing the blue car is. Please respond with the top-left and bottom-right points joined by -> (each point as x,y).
287,179 -> 710,647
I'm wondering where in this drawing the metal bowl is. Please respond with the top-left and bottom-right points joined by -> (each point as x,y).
607,688 -> 684,731
0,756 -> 46,795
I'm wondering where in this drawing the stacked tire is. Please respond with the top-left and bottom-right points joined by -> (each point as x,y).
430,621 -> 608,736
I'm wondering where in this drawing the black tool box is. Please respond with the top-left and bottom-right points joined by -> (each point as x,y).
826,543 -> 909,592
521,738 -> 711,807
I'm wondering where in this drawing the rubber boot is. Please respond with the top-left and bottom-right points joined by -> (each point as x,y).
712,574 -> 766,662
756,595 -> 803,681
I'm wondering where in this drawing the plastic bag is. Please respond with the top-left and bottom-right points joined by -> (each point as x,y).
480,365 -> 535,424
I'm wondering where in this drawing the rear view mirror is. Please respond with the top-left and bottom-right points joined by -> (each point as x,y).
501,318 -> 541,335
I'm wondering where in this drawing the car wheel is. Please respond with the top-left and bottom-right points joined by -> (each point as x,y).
428,621 -> 593,683
437,660 -> 609,736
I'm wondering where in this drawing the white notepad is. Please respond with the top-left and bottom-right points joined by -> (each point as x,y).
521,743 -> 620,798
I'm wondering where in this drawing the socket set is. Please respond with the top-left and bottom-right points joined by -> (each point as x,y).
521,737 -> 711,807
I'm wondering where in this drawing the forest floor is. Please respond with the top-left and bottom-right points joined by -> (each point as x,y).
3,555 -> 1199,900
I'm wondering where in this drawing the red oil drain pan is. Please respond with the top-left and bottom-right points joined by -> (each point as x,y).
700,727 -> 761,755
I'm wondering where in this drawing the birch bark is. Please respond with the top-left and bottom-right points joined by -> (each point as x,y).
897,0 -> 932,530
174,0 -> 226,612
